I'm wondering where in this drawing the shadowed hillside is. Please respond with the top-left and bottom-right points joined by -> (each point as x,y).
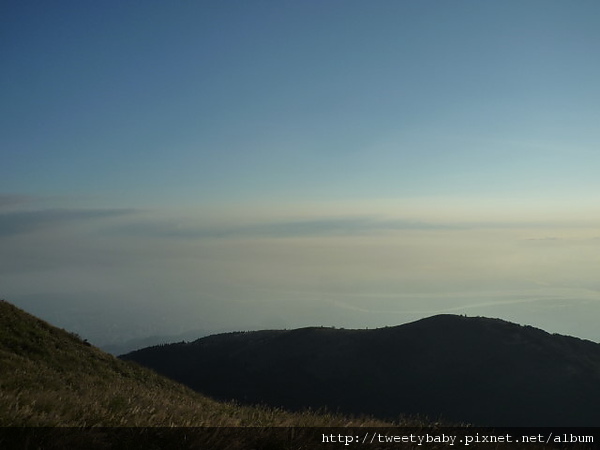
123,314 -> 600,427
0,299 -> 394,428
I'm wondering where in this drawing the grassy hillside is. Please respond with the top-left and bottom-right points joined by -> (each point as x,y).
0,299 -> 393,427
1,300 -> 595,449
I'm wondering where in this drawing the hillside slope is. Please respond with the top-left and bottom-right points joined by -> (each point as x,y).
0,299 -> 391,427
124,315 -> 600,426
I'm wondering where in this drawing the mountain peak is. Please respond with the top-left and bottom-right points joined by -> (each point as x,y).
124,314 -> 600,426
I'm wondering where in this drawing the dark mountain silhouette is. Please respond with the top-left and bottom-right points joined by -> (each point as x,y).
123,314 -> 600,427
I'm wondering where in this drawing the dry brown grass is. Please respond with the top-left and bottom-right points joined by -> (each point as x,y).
0,299 -> 400,427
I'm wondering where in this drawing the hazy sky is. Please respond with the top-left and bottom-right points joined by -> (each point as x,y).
2,1 -> 600,346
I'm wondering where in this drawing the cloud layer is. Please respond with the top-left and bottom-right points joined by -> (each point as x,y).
2,200 -> 599,345
0,208 -> 134,238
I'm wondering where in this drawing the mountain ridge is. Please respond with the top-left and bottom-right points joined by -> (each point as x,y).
123,314 -> 600,427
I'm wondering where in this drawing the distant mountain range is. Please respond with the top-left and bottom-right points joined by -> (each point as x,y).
99,328 -> 222,356
123,314 -> 600,427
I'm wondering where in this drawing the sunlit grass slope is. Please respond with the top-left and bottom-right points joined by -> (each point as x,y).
0,299 -> 399,427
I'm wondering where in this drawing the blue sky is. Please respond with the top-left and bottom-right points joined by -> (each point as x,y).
2,1 -> 600,346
